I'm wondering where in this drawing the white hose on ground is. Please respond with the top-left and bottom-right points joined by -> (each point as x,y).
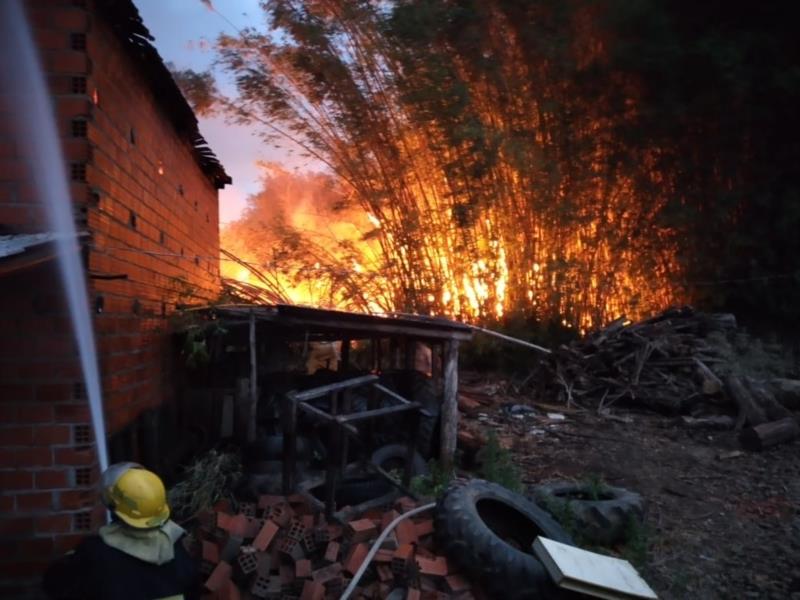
340,502 -> 437,600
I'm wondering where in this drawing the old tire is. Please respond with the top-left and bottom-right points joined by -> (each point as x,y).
531,481 -> 645,546
309,475 -> 393,507
370,444 -> 429,477
435,479 -> 573,600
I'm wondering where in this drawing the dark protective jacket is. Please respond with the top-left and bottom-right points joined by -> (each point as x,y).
42,534 -> 199,600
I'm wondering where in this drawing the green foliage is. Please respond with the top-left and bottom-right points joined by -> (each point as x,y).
168,450 -> 241,521
621,516 -> 652,569
410,459 -> 455,499
180,321 -> 228,369
476,431 -> 521,493
582,473 -> 609,502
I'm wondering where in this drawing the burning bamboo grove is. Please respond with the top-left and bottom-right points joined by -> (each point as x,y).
208,0 -> 800,328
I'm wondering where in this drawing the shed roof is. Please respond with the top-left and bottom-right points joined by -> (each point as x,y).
205,304 -> 473,342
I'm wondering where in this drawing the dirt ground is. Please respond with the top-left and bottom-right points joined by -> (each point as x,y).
460,377 -> 800,600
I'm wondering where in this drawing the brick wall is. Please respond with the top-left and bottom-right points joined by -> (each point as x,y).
0,1 -> 225,595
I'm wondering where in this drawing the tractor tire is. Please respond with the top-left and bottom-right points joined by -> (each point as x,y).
370,444 -> 429,477
435,479 -> 574,600
530,481 -> 645,546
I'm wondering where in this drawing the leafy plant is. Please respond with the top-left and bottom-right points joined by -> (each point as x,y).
477,431 -> 521,493
621,516 -> 652,569
168,450 -> 242,521
410,459 -> 455,499
181,321 -> 227,369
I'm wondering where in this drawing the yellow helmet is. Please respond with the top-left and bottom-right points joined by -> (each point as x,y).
107,467 -> 170,529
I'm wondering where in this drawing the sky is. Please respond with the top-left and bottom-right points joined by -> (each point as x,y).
133,0 -> 312,225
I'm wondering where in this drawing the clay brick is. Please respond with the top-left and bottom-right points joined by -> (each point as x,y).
347,518 -> 378,543
312,563 -> 342,584
415,519 -> 434,538
295,558 -> 312,579
0,426 -> 33,445
395,518 -> 418,545
377,564 -> 393,582
16,492 -> 53,511
374,549 -> 394,563
278,536 -> 304,561
288,517 -> 307,541
0,470 -> 33,491
416,556 -> 448,577
392,543 -> 415,576
252,519 -> 279,552
270,502 -> 294,527
445,574 -> 470,593
323,541 -> 340,563
395,497 -> 417,513
32,425 -> 72,445
201,540 -> 220,564
54,446 -> 94,466
54,404 -> 89,423
344,542 -> 369,576
300,579 -> 325,600
15,405 -> 55,424
205,560 -> 232,592
0,517 -> 34,536
1,447 -> 52,467
381,509 -> 400,532
238,550 -> 258,575
58,489 -> 95,510
217,513 -> 245,537
35,514 -> 72,534
256,551 -> 271,576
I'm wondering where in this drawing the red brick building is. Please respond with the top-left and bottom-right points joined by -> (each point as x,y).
0,1 -> 230,595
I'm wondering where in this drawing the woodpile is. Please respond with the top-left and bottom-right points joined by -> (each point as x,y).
193,494 -> 478,599
541,306 -> 800,450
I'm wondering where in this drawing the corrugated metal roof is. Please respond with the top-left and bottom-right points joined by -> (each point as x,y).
0,232 -> 61,258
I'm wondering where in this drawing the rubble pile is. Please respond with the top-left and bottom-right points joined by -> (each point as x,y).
194,494 -> 477,600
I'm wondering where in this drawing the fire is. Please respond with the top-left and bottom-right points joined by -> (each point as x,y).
216,5 -> 683,328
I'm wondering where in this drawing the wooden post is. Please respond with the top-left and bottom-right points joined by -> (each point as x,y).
440,340 -> 459,467
340,338 -> 351,372
281,393 -> 297,495
248,310 -> 258,443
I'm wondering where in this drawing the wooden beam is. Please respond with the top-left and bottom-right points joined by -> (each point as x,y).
440,340 -> 459,466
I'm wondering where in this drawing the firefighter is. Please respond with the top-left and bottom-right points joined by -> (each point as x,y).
43,463 -> 199,600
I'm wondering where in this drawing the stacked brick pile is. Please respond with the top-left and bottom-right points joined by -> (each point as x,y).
196,494 -> 477,600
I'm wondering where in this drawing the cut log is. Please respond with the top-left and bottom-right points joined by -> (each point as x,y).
739,417 -> 800,451
724,375 -> 768,430
693,358 -> 722,395
765,378 -> 800,411
744,378 -> 791,422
